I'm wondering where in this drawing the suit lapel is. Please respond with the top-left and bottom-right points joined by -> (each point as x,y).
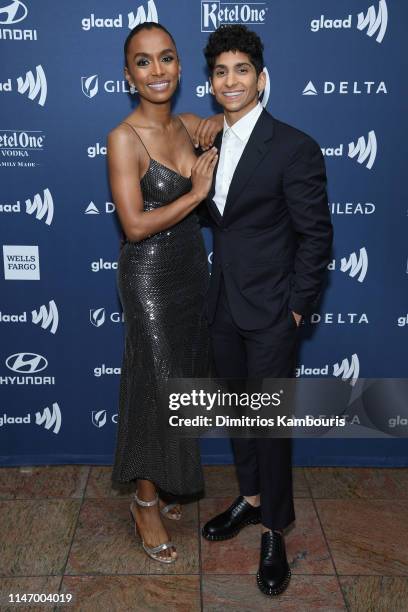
222,110 -> 274,222
206,130 -> 223,224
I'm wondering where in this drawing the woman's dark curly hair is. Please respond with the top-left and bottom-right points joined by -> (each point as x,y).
204,25 -> 264,76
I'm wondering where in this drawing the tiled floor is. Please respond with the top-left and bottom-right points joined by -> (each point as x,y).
1,466 -> 408,611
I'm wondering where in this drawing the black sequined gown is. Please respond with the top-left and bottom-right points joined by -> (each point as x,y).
112,155 -> 209,496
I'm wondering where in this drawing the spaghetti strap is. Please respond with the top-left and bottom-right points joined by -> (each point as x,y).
121,121 -> 151,158
177,115 -> 195,148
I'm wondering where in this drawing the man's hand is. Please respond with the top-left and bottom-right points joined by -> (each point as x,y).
292,311 -> 302,327
193,114 -> 223,150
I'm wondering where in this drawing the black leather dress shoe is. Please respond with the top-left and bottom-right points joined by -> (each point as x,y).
256,530 -> 291,596
202,496 -> 261,541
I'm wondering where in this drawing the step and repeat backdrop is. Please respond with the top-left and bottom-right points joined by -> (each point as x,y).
1,0 -> 407,466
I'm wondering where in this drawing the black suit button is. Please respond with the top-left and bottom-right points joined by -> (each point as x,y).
224,262 -> 230,269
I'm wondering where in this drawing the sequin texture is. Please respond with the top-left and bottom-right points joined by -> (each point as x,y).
112,160 -> 209,496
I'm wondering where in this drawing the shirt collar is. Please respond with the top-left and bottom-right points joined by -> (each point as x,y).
223,102 -> 263,142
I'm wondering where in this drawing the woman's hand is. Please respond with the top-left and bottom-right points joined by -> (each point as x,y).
190,147 -> 218,201
193,114 -> 223,150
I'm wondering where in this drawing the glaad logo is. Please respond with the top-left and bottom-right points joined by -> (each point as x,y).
302,80 -> 387,96
340,248 -> 368,283
3,244 -> 40,280
128,0 -> 158,29
328,247 -> 368,283
196,67 -> 270,107
357,0 -> 388,43
25,188 -> 53,224
348,131 -> 377,169
1,352 -> 55,385
87,142 -> 106,158
81,74 -> 129,97
90,308 -> 124,326
91,258 -> 118,272
32,300 -> 59,334
1,65 -> 47,106
94,364 -> 121,377
35,402 -> 61,434
0,0 -> 37,41
84,201 -> 115,215
0,129 -> 45,168
397,314 -> 408,327
0,188 -> 53,225
17,65 -> 47,106
321,131 -> 377,170
90,308 -> 105,327
201,1 -> 267,32
333,354 -> 360,386
0,299 -> 59,334
81,1 -> 158,31
310,0 -> 388,44
296,354 -> 360,385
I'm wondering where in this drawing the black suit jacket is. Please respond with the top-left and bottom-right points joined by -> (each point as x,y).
204,109 -> 333,330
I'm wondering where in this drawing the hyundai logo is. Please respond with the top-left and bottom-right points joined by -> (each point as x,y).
0,0 -> 28,25
5,352 -> 48,373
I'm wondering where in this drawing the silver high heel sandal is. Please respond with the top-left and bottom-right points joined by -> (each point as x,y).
160,501 -> 182,521
130,491 -> 177,564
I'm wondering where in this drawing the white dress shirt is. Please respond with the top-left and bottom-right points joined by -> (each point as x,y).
213,102 -> 263,216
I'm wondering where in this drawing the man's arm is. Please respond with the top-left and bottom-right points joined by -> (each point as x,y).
283,137 -> 333,318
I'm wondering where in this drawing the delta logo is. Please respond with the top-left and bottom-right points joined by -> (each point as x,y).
310,0 -> 388,44
302,80 -> 387,96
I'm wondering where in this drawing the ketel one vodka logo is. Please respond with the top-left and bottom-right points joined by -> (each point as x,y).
0,0 -> 37,41
0,65 -> 47,106
0,188 -> 54,225
0,299 -> 59,334
81,1 -> 158,31
201,1 -> 267,32
1,352 -> 55,385
310,0 -> 388,44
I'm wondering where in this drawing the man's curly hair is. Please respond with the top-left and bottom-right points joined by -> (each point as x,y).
204,25 -> 264,76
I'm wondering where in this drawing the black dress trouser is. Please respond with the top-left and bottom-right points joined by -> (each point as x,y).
209,278 -> 297,530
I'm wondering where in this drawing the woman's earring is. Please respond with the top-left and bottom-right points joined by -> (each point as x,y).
209,84 -> 214,95
178,73 -> 181,85
129,84 -> 137,94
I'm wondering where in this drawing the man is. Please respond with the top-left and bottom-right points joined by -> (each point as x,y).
201,25 -> 333,597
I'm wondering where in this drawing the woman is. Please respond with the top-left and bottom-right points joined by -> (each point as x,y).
107,22 -> 220,563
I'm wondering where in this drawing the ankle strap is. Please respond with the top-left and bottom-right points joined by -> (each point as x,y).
134,490 -> 159,507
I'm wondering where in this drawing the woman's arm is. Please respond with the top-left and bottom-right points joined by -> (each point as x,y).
179,113 -> 224,150
107,125 -> 218,242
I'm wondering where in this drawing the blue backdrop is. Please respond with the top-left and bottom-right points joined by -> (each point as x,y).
1,0 -> 407,467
